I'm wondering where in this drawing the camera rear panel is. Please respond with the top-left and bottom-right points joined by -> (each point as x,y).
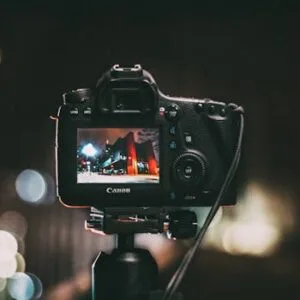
56,65 -> 241,208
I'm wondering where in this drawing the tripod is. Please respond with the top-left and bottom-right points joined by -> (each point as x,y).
87,207 -> 194,300
92,233 -> 158,300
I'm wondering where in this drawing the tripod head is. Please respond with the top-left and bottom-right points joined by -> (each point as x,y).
86,206 -> 198,239
87,207 -> 195,300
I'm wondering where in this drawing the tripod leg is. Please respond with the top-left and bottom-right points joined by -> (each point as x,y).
92,251 -> 113,300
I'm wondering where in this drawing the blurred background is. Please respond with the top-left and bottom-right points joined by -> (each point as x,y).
0,1 -> 300,299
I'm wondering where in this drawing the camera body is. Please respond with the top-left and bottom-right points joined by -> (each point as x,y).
56,65 -> 241,208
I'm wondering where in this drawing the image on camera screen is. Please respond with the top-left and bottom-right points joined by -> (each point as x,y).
77,128 -> 160,184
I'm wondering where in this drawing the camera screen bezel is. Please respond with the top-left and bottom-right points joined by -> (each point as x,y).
57,117 -> 166,208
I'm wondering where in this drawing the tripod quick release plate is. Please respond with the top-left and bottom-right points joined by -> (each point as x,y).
85,207 -> 198,239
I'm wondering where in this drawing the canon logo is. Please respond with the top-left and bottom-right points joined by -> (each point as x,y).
106,187 -> 131,194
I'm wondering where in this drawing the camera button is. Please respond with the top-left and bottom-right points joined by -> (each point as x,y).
173,152 -> 206,186
69,107 -> 79,115
194,103 -> 204,113
208,104 -> 216,114
169,126 -> 176,136
183,165 -> 193,178
220,107 -> 227,117
165,104 -> 180,122
83,107 -> 92,115
169,141 -> 177,150
184,132 -> 193,145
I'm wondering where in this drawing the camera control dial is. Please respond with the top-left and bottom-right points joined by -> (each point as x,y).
172,152 -> 207,186
63,88 -> 92,104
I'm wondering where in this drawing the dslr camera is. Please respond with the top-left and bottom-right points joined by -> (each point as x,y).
56,64 -> 241,208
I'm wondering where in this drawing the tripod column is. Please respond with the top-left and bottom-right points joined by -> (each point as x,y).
117,233 -> 135,250
92,233 -> 159,300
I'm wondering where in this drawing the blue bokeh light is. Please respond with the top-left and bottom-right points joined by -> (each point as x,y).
7,272 -> 35,300
15,170 -> 46,204
27,273 -> 43,299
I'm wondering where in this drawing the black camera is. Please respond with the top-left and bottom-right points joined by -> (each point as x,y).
55,64 -> 242,208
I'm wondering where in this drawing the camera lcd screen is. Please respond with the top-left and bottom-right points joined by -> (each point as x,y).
77,128 -> 160,184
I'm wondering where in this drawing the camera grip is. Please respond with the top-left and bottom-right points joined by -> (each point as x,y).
202,104 -> 238,165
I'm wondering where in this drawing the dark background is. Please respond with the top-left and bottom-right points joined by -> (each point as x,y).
1,1 -> 300,299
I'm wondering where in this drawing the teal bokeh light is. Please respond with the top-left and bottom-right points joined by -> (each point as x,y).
7,273 -> 35,300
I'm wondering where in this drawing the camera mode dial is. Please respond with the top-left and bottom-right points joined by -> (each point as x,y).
172,152 -> 207,186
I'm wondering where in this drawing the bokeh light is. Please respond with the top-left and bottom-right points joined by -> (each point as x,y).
0,278 -> 7,293
222,221 -> 280,256
0,231 -> 19,278
81,143 -> 97,157
15,237 -> 26,256
7,273 -> 35,300
0,230 -> 18,261
0,211 -> 28,240
41,173 -> 56,205
16,253 -> 26,273
73,271 -> 90,294
44,280 -> 76,300
27,273 -> 43,299
15,170 -> 46,204
0,256 -> 17,278
202,181 -> 296,256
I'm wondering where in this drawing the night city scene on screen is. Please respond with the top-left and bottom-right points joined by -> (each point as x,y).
77,128 -> 160,184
